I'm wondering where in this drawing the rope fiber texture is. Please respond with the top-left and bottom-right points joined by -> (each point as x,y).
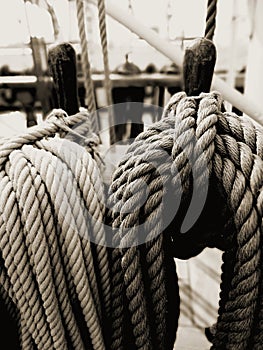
0,109 -> 111,350
108,91 -> 263,350
205,0 -> 218,41
97,0 -> 116,144
2,91 -> 263,350
76,0 -> 99,133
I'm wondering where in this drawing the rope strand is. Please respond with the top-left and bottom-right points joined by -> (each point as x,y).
97,0 -> 116,144
76,0 -> 99,133
205,0 -> 218,41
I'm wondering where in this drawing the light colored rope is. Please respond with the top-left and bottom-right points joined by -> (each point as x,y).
0,228 -> 34,350
97,0 -> 116,144
0,173 -> 53,349
76,0 -> 99,133
10,149 -> 85,350
0,110 -> 109,349
9,150 -> 68,350
37,138 -> 111,317
26,146 -> 105,349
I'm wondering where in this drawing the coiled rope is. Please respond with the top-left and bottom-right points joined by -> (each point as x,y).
0,110 -> 110,349
2,91 -> 263,349
108,91 -> 263,349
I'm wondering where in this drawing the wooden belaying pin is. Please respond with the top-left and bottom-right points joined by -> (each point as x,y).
48,43 -> 80,116
183,37 -> 216,96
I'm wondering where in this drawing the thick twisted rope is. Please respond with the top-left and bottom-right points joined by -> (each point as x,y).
0,110 -> 110,349
205,0 -> 218,41
108,111 -> 183,349
97,0 -> 116,144
0,172 -> 54,349
37,138 -> 111,317
9,151 -> 68,349
217,112 -> 263,348
13,149 -> 85,349
26,146 -> 105,349
2,91 -> 263,349
108,91 -> 263,349
76,0 -> 99,133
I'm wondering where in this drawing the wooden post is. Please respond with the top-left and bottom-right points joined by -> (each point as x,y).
183,38 -> 216,96
48,43 -> 80,116
87,0 -> 263,125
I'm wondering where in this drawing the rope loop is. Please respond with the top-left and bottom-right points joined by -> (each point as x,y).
0,105 -> 109,349
2,90 -> 263,350
108,91 -> 263,349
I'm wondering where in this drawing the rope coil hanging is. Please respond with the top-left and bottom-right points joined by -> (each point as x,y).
0,110 -> 111,350
107,91 -> 263,350
1,91 -> 263,349
1,1 -> 262,348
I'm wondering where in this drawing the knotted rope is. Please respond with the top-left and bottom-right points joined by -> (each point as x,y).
0,110 -> 110,349
108,91 -> 263,349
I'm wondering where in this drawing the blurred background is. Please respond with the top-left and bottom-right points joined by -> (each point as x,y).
0,0 -> 250,130
0,0 -> 250,73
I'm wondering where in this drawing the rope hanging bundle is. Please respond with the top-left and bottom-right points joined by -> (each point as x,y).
108,91 -> 263,350
0,110 -> 110,350
1,91 -> 263,349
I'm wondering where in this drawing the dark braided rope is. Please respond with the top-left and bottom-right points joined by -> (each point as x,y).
108,94 -> 196,349
205,0 -> 218,41
108,97 -> 197,349
109,91 -> 263,350
112,160 -> 153,349
120,159 -> 170,349
212,152 -> 261,349
217,113 -> 263,348
173,93 -> 263,349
